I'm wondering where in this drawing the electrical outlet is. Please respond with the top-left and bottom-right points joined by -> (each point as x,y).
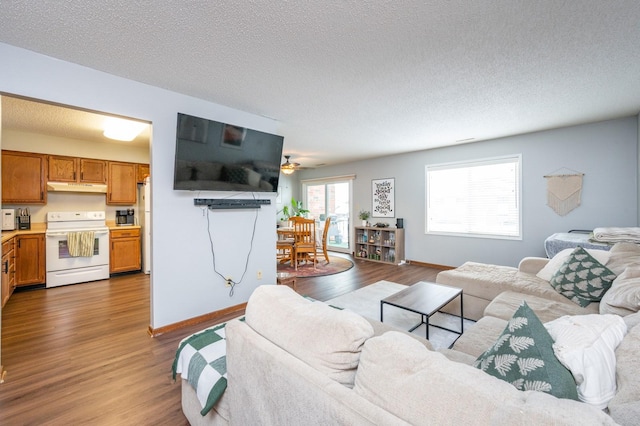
257,270 -> 262,280
225,277 -> 233,287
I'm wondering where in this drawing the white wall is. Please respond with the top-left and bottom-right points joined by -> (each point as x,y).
0,42 -> 280,329
299,117 -> 639,268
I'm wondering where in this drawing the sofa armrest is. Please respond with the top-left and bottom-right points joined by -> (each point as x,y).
518,257 -> 550,275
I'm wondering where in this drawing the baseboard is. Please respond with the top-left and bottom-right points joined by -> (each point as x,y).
406,259 -> 454,270
147,302 -> 246,337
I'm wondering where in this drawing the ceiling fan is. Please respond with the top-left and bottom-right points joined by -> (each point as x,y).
280,155 -> 301,175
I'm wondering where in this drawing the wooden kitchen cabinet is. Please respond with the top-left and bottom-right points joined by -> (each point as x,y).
2,150 -> 47,204
15,233 -> 46,286
110,228 -> 141,274
136,163 -> 150,183
2,237 -> 16,307
107,161 -> 137,205
49,155 -> 107,183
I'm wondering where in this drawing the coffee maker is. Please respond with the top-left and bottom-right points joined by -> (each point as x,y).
116,209 -> 135,226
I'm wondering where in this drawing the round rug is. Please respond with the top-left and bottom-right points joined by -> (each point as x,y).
277,255 -> 354,278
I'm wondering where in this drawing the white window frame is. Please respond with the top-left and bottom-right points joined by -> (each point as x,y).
425,155 -> 522,240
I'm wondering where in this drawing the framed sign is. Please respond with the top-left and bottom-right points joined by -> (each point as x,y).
372,178 -> 395,218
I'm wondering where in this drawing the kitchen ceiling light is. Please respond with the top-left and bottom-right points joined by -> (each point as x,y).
103,117 -> 147,141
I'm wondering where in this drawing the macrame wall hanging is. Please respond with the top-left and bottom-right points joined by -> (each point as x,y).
544,169 -> 584,216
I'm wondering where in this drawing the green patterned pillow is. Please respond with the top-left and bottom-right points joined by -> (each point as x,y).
474,302 -> 578,401
549,246 -> 617,307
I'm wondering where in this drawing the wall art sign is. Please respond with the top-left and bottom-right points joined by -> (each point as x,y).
372,178 -> 395,218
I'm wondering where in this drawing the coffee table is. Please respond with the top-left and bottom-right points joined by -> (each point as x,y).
380,281 -> 463,341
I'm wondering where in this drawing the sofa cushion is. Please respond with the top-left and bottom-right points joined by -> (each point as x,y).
545,314 -> 627,409
451,315 -> 507,357
244,285 -> 373,388
549,246 -> 617,307
354,331 -> 614,425
537,247 -> 611,282
600,265 -> 640,316
608,321 -> 640,425
484,291 -> 598,323
605,242 -> 640,276
473,302 -> 579,400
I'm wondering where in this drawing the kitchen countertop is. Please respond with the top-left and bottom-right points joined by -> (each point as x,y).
2,223 -> 46,242
1,221 -> 142,243
106,220 -> 141,230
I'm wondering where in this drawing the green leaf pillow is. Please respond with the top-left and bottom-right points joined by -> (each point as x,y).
474,302 -> 579,400
550,246 -> 617,307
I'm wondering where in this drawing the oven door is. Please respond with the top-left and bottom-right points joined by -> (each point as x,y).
45,228 -> 110,272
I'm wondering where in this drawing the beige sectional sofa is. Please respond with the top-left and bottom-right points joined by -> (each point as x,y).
180,280 -> 639,425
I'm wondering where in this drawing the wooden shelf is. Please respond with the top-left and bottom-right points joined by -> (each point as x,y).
354,226 -> 404,265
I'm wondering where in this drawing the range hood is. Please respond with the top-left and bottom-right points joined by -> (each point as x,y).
47,182 -> 108,193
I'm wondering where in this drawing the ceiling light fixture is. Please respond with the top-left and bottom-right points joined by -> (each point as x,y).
103,117 -> 147,141
280,155 -> 299,175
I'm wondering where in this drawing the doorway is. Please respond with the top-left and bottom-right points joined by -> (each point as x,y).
303,177 -> 353,254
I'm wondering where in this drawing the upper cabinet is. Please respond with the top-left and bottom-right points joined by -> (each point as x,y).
2,150 -> 146,206
1,150 -> 47,204
136,163 -> 150,183
107,161 -> 137,205
48,155 -> 107,183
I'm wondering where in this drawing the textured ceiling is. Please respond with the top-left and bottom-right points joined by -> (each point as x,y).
1,1 -> 640,168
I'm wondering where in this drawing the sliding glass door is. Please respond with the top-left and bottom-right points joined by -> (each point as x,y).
303,177 -> 353,253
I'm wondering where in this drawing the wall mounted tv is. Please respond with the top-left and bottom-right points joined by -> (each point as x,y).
173,113 -> 284,192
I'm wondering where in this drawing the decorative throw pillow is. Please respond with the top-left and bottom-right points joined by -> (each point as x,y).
474,302 -> 579,401
549,246 -> 617,307
537,247 -> 610,282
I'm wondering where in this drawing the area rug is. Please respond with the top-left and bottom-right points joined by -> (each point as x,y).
276,255 -> 354,278
325,280 -> 475,350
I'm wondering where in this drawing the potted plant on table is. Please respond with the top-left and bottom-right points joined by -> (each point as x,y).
358,209 -> 371,227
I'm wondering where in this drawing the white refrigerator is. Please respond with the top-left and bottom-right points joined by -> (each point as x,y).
140,177 -> 151,274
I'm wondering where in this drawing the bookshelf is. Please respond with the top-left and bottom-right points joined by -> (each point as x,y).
354,226 -> 404,265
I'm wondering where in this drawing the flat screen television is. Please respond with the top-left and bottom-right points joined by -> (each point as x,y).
173,113 -> 284,192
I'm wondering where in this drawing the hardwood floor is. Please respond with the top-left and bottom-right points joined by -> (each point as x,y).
0,255 -> 442,425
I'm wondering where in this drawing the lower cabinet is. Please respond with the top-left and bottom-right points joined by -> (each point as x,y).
2,237 -> 16,307
15,233 -> 46,286
110,228 -> 141,274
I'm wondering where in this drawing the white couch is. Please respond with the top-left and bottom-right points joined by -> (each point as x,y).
181,284 -> 628,425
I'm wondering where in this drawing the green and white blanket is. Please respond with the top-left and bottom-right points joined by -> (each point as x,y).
172,322 -> 229,416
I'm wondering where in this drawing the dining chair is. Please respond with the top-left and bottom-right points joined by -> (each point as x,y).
315,216 -> 331,264
293,217 -> 317,270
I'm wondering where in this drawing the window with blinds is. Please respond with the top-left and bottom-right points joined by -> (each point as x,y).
425,155 -> 522,239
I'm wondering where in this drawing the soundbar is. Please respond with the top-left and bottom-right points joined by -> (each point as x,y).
194,198 -> 271,209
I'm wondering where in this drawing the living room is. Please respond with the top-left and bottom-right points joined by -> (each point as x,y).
1,2 -> 640,423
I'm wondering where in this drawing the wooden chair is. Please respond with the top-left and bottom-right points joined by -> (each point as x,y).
293,217 -> 317,270
276,238 -> 294,264
316,216 -> 331,264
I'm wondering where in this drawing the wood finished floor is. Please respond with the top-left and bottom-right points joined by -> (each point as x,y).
0,255 -> 441,425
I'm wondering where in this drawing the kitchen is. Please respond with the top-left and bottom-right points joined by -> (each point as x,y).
0,95 -> 151,307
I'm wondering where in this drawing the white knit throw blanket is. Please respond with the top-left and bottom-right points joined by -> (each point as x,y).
546,174 -> 583,216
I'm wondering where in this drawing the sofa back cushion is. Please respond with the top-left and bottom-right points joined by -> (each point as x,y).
606,242 -> 640,276
599,264 -> 640,316
353,331 -> 616,425
608,321 -> 640,425
245,285 -> 373,388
